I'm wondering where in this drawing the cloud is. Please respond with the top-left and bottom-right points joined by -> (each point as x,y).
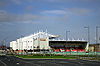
41,10 -> 67,15
67,8 -> 93,16
10,0 -> 21,5
0,10 -> 39,22
40,15 -> 70,22
0,10 -> 70,23
0,7 -> 93,23
0,0 -> 31,8
41,8 -> 93,16
40,8 -> 92,23
0,0 -> 9,8
41,0 -> 61,2
40,0 -> 100,2
0,0 -> 21,8
52,16 -> 70,22
98,8 -> 100,16
0,10 -> 6,15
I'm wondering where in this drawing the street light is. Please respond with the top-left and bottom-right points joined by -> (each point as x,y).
84,26 -> 90,51
84,26 -> 90,43
66,30 -> 70,53
96,26 -> 100,44
66,30 -> 70,42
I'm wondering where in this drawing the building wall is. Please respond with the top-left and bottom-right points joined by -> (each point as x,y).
10,41 -> 17,50
89,46 -> 94,52
40,37 -> 50,49
94,44 -> 100,52
23,38 -> 34,50
89,44 -> 100,52
10,42 -> 13,48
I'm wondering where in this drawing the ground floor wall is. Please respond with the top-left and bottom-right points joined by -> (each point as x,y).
9,49 -> 50,54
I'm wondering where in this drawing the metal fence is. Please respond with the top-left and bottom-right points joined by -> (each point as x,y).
50,52 -> 100,56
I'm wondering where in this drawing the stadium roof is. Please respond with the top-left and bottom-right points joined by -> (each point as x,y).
21,31 -> 59,40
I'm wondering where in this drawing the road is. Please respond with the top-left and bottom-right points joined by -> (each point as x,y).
0,56 -> 100,66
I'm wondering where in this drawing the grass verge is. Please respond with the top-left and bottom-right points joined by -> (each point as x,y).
15,54 -> 77,59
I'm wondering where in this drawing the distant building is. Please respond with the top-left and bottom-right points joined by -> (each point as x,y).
89,44 -> 100,52
0,45 -> 6,50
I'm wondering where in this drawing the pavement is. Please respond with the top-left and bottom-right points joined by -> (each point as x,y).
0,55 -> 100,66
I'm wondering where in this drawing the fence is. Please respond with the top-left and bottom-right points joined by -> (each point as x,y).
51,52 -> 100,55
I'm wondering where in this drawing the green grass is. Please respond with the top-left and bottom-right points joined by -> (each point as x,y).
14,54 -> 100,61
15,54 -> 77,59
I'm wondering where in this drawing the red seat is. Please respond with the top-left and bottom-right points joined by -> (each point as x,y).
66,49 -> 70,52
55,49 -> 57,52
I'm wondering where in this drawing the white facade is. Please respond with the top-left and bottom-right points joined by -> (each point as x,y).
10,41 -> 17,50
10,31 -> 59,50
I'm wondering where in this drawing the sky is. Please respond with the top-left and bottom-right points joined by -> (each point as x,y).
0,0 -> 100,46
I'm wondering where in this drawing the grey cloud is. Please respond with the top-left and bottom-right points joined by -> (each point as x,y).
15,14 -> 39,21
0,11 -> 70,23
67,8 -> 93,16
40,0 -> 100,2
0,10 -> 6,15
10,0 -> 31,5
0,0 -> 30,8
0,7 -> 93,23
98,8 -> 100,16
10,0 -> 21,5
0,0 -> 20,8
0,10 -> 40,22
0,0 -> 9,8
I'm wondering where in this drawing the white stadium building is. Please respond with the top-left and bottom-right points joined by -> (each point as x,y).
10,31 -> 59,53
10,31 -> 88,53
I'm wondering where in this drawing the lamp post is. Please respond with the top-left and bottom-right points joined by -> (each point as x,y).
95,26 -> 100,58
84,26 -> 90,52
66,30 -> 70,42
96,26 -> 100,44
20,35 -> 24,54
66,30 -> 70,52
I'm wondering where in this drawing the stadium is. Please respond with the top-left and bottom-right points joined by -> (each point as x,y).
10,31 -> 88,54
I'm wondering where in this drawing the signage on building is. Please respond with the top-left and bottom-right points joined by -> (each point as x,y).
40,38 -> 46,41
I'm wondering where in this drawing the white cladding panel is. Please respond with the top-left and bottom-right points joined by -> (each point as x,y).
25,38 -> 34,50
11,41 -> 17,50
10,42 -> 13,48
33,37 -> 39,49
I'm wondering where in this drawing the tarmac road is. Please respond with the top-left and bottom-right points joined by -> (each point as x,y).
0,56 -> 100,66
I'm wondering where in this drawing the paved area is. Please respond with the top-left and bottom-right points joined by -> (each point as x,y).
0,56 -> 100,66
